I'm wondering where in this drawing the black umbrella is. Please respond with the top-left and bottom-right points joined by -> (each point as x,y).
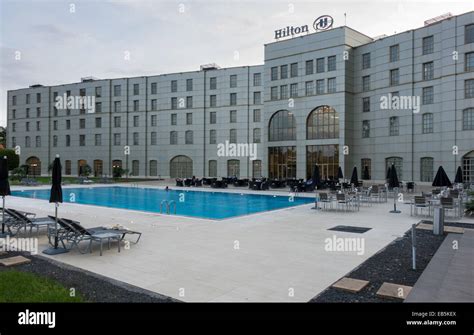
312,164 -> 321,188
432,166 -> 452,188
386,166 -> 392,180
43,156 -> 68,255
362,165 -> 370,180
0,156 -> 11,237
350,166 -> 358,185
454,166 -> 463,184
337,166 -> 344,179
388,164 -> 401,213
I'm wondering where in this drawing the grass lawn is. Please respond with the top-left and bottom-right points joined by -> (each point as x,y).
0,270 -> 84,302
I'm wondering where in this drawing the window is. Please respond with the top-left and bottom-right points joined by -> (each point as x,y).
210,95 -> 217,107
186,113 -> 192,125
389,116 -> 399,136
151,114 -> 157,126
52,135 -> 58,147
12,96 -> 16,106
133,116 -> 139,127
316,79 -> 325,94
170,155 -> 193,178
36,121 -> 40,131
209,160 -> 217,177
133,100 -> 139,112
362,53 -> 371,69
79,89 -> 86,97
171,113 -> 177,125
422,86 -> 434,104
114,101 -> 121,112
25,136 -> 30,148
316,58 -> 325,73
422,35 -> 434,55
210,112 -> 216,124
151,82 -> 157,94
171,80 -> 177,92
26,122 -> 30,131
113,133 -> 121,145
465,79 -> 474,98
132,160 -> 139,176
151,99 -> 157,111
290,83 -> 298,98
362,75 -> 370,91
151,132 -> 157,145
390,44 -> 399,62
327,56 -> 336,71
149,160 -> 158,176
305,60 -> 314,75
305,81 -> 314,96
95,117 -> 102,128
230,75 -> 237,88
114,116 -> 120,128
271,87 -> 278,100
26,109 -> 30,118
390,69 -> 399,86
35,136 -> 41,147
36,107 -> 41,117
361,158 -> 371,180
230,110 -> 237,123
327,78 -> 336,93
307,106 -> 339,139
253,73 -> 261,86
210,77 -> 217,90
362,120 -> 370,138
280,64 -> 288,79
466,52 -> 474,72
227,160 -> 240,177
271,67 -> 278,81
465,24 -> 474,44
269,110 -> 296,141
423,62 -> 434,80
171,97 -> 178,109
66,135 -> 71,147
280,85 -> 288,99
133,132 -> 139,145
386,157 -> 403,180
12,123 -> 16,132
230,93 -> 237,106
252,160 -> 262,178
114,85 -> 121,96
79,135 -> 86,147
186,96 -> 193,108
253,91 -> 261,105
11,137 -> 16,147
65,160 -> 71,175
95,134 -> 101,146
253,109 -> 261,122
170,131 -> 178,144
36,93 -> 41,103
253,128 -> 261,143
12,109 -> 15,119
186,78 -> 193,91
463,108 -> 474,130
133,83 -> 139,95
79,119 -> 85,129
290,63 -> 298,77
209,129 -> 216,144
422,113 -> 433,133
95,102 -> 102,113
185,130 -> 193,144
363,97 -> 370,112
66,120 -> 71,129
420,157 -> 434,182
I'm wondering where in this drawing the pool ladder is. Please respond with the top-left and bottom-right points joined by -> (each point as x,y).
160,200 -> 176,214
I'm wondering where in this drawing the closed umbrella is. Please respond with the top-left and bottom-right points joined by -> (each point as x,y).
388,164 -> 401,213
432,166 -> 452,188
0,156 -> 11,237
337,166 -> 344,180
386,166 -> 392,180
312,164 -> 321,188
454,166 -> 463,184
350,166 -> 358,185
43,155 -> 68,255
362,166 -> 370,180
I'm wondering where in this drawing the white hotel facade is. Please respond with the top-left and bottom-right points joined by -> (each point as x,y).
6,11 -> 474,183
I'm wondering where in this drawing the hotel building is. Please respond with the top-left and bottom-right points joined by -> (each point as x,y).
6,11 -> 474,183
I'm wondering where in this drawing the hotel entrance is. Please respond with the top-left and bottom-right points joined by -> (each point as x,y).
268,146 -> 296,179
306,145 -> 339,180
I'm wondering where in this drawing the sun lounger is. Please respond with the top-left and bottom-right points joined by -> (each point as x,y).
2,208 -> 55,236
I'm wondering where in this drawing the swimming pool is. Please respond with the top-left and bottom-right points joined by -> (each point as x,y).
12,187 -> 314,220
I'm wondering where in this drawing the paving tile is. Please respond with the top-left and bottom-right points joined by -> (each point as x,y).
0,256 -> 31,267
376,282 -> 412,300
332,277 -> 369,293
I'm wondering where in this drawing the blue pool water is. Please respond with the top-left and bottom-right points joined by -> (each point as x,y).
12,187 -> 314,220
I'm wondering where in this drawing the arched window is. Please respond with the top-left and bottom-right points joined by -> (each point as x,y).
307,105 -> 339,139
268,110 -> 296,141
252,160 -> 262,178
25,156 -> 41,176
420,157 -> 434,182
149,160 -> 158,177
170,155 -> 193,178
93,160 -> 103,177
386,157 -> 403,180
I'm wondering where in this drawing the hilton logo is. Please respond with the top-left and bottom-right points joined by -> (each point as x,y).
313,15 -> 334,31
274,15 -> 334,40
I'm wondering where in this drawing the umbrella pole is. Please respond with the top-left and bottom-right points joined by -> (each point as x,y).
54,202 -> 58,249
1,196 -> 4,234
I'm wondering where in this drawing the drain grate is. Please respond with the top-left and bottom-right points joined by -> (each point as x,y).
328,225 -> 372,234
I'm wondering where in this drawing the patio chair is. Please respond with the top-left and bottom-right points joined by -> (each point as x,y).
412,196 -> 428,217
318,193 -> 333,211
440,197 -> 457,218
336,193 -> 352,212
3,208 -> 55,236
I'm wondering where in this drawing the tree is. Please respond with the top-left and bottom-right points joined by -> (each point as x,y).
0,149 -> 20,170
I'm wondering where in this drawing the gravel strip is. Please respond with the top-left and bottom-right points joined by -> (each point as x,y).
310,225 -> 447,303
0,251 -> 179,303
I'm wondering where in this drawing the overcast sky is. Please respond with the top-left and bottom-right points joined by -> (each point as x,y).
0,0 -> 473,126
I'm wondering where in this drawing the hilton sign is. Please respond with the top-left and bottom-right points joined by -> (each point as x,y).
274,15 -> 334,40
